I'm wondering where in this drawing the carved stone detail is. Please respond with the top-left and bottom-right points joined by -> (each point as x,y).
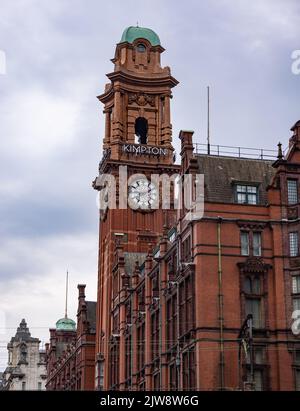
237,257 -> 271,273
237,221 -> 266,231
128,92 -> 155,107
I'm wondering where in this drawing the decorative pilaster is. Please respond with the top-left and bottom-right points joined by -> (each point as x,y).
159,226 -> 169,390
145,247 -> 153,390
111,90 -> 123,144
117,241 -> 128,390
161,94 -> 172,147
103,109 -> 111,149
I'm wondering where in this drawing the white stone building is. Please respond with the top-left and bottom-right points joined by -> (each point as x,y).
2,319 -> 47,390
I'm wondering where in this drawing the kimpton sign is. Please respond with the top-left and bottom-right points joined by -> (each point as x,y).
123,144 -> 168,156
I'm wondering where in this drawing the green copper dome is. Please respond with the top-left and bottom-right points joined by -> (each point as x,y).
56,317 -> 76,331
120,26 -> 161,46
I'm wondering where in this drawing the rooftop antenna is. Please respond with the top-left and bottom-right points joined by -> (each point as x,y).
207,86 -> 211,155
64,270 -> 69,319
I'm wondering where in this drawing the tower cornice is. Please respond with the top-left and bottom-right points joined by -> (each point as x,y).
107,70 -> 179,87
97,71 -> 178,104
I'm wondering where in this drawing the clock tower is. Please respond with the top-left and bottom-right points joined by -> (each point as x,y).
93,26 -> 180,389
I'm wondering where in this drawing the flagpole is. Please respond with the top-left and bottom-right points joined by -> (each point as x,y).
207,86 -> 210,155
65,270 -> 68,318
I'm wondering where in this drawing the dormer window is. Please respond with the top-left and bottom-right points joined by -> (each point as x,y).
137,43 -> 146,53
235,184 -> 258,205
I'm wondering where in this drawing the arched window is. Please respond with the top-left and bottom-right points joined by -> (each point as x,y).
252,277 -> 261,294
137,43 -> 146,53
244,276 -> 261,294
135,117 -> 148,144
19,343 -> 27,363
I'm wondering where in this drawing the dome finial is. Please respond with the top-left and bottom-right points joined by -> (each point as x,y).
55,270 -> 76,331
120,26 -> 161,46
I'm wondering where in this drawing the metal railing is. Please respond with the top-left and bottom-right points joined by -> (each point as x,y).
194,143 -> 279,160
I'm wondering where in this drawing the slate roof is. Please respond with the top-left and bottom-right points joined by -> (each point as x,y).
196,154 -> 276,205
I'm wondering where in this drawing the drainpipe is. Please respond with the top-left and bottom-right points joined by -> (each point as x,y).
217,218 -> 225,390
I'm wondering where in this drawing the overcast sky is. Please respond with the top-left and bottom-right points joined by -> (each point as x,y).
0,0 -> 299,370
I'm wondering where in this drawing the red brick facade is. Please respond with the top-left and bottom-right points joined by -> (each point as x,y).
46,285 -> 96,390
93,28 -> 300,391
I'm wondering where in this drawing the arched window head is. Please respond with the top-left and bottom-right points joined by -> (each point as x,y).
135,117 -> 148,144
137,43 -> 146,53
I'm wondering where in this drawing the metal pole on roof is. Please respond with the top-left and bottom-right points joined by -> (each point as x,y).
207,86 -> 211,155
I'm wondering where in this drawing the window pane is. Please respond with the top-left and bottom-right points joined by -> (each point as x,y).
241,232 -> 249,256
254,347 -> 264,364
253,232 -> 262,256
293,297 -> 300,311
137,43 -> 146,52
247,194 -> 257,205
252,277 -> 261,294
290,232 -> 299,257
252,299 -> 262,328
236,185 -> 258,204
247,186 -> 257,194
246,369 -> 263,391
237,193 -> 246,204
244,277 -> 252,293
254,370 -> 263,391
292,276 -> 300,294
246,298 -> 262,328
288,180 -> 298,205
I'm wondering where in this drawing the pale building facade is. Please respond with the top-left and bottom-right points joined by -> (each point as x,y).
2,319 -> 46,390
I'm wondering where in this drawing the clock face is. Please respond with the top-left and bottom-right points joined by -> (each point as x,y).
128,178 -> 158,210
